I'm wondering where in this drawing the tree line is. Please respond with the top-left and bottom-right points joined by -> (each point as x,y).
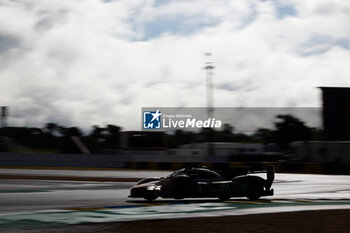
169,114 -> 322,149
0,123 -> 121,154
0,114 -> 322,154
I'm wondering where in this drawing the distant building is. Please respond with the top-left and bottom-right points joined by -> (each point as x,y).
120,131 -> 168,154
320,87 -> 350,140
291,141 -> 350,163
168,142 -> 283,162
170,142 -> 265,156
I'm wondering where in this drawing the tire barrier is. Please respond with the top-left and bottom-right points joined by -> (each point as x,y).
0,153 -> 349,174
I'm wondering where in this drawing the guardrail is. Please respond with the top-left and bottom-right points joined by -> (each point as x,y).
0,153 -> 349,174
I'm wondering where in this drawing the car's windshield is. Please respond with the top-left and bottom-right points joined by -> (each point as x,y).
167,168 -> 223,180
167,168 -> 186,178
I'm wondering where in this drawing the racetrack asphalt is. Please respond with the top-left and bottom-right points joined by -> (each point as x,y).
2,209 -> 350,233
1,168 -> 350,232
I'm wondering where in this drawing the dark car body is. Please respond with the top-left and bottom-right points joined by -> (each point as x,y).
129,166 -> 274,201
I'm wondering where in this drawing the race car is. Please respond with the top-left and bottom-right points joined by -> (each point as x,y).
129,166 -> 274,201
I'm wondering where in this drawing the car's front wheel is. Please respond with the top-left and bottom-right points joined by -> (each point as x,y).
143,193 -> 158,201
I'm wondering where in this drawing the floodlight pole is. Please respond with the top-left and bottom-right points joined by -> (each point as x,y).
204,53 -> 214,119
1,106 -> 8,128
204,53 -> 215,158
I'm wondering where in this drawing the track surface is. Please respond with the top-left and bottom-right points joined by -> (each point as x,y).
5,209 -> 348,233
0,169 -> 350,228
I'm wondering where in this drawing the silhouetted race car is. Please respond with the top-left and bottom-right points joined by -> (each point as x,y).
129,166 -> 274,201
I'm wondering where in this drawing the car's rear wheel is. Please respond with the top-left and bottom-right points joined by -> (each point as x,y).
233,175 -> 265,200
218,194 -> 230,201
246,180 -> 264,200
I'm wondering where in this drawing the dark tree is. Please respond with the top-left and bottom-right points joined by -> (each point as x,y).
104,124 -> 121,149
85,124 -> 122,153
215,124 -> 236,142
274,114 -> 312,149
58,126 -> 84,154
254,128 -> 274,144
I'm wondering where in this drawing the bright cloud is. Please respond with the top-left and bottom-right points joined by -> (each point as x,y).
1,0 -> 350,130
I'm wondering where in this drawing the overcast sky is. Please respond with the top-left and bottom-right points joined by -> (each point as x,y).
1,0 -> 350,131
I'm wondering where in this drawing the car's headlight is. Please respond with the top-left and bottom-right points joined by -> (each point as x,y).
146,185 -> 161,190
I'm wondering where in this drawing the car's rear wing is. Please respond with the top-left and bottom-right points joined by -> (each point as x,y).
262,166 -> 274,190
215,166 -> 274,197
240,166 -> 275,191
217,166 -> 275,185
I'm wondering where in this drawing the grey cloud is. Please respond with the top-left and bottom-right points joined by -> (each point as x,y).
0,33 -> 21,54
1,0 -> 350,131
216,80 -> 259,92
299,35 -> 350,56
35,9 -> 68,31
